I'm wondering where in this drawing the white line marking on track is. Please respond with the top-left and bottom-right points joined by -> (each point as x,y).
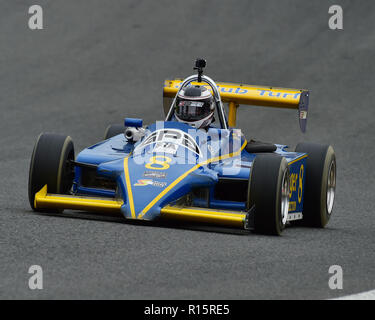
331,289 -> 375,300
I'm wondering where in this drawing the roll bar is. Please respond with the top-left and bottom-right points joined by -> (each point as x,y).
165,74 -> 228,129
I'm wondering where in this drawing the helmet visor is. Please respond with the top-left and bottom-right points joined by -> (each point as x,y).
175,99 -> 213,122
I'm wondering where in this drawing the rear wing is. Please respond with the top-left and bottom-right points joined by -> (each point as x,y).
163,79 -> 309,132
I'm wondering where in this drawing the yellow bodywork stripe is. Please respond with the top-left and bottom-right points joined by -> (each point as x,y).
288,154 -> 308,165
137,140 -> 247,219
34,185 -> 122,212
124,156 -> 136,219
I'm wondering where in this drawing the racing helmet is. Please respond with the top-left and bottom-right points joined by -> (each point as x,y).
174,85 -> 215,129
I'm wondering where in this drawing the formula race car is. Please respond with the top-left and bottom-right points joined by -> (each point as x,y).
28,59 -> 336,235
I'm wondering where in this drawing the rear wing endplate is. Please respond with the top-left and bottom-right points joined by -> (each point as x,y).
163,79 -> 309,132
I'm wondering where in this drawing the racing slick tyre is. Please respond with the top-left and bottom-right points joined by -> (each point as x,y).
28,133 -> 75,211
248,154 -> 290,236
104,124 -> 124,140
294,143 -> 336,228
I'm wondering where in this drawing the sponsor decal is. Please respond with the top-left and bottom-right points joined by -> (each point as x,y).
134,179 -> 167,188
143,171 -> 167,179
257,89 -> 301,99
170,82 -> 302,99
216,86 -> 248,95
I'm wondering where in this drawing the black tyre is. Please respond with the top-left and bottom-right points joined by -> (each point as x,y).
28,133 -> 75,211
104,124 -> 124,140
295,142 -> 336,227
248,154 -> 290,235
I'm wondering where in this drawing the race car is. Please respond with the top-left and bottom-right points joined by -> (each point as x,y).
28,59 -> 336,235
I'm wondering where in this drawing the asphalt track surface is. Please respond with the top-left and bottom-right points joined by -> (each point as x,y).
0,0 -> 374,300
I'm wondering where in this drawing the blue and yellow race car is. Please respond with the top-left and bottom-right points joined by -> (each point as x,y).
28,59 -> 336,235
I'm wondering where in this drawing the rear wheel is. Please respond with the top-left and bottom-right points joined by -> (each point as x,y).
295,142 -> 336,227
104,124 -> 124,140
248,154 -> 290,235
28,133 -> 75,211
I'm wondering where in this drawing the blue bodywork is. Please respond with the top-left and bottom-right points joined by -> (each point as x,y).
72,120 -> 307,221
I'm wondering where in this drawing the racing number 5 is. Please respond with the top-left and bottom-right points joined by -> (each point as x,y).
145,156 -> 172,170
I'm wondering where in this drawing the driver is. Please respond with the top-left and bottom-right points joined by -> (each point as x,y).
174,85 -> 215,129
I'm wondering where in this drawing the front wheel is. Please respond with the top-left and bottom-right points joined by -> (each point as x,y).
247,154 -> 290,236
28,133 -> 75,211
295,142 -> 336,227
